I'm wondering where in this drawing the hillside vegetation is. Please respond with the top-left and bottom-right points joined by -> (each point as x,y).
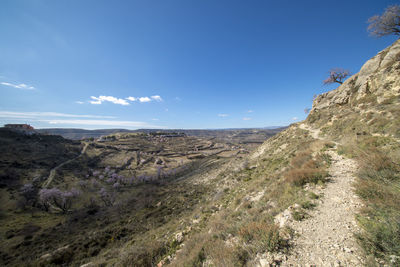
307,39 -> 400,265
0,40 -> 399,266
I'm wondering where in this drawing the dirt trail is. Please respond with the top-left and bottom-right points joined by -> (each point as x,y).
299,123 -> 321,140
43,142 -> 89,188
279,124 -> 364,266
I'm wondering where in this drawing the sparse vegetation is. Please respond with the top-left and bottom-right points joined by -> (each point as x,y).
335,136 -> 400,265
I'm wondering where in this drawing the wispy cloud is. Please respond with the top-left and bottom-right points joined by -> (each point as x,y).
45,119 -> 163,128
292,117 -> 298,121
90,96 -> 130,106
218,114 -> 229,117
0,111 -> 115,119
0,111 -> 162,129
243,117 -> 252,121
151,95 -> 163,102
1,82 -> 35,90
247,110 -> 254,113
75,101 -> 84,104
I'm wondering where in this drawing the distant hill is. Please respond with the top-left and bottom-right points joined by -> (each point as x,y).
36,127 -> 287,142
35,128 -> 135,139
0,128 -> 82,189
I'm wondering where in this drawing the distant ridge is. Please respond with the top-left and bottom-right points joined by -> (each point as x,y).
35,127 -> 287,140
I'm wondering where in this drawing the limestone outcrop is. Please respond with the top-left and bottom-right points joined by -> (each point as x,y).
312,39 -> 400,111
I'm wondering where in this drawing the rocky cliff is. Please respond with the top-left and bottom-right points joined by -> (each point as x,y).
313,39 -> 400,110
307,39 -> 400,139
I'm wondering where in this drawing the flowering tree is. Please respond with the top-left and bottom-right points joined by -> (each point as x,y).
104,166 -> 111,173
368,5 -> 400,37
20,183 -> 38,208
323,68 -> 351,85
78,180 -> 88,189
99,187 -> 115,206
113,182 -> 121,191
39,188 -> 80,213
157,166 -> 163,178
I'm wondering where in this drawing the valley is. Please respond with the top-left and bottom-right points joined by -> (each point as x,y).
0,4 -> 399,266
0,127 -> 283,266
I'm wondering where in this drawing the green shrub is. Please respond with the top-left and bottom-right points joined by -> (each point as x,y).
292,210 -> 306,221
308,192 -> 319,199
301,201 -> 316,210
356,210 -> 400,261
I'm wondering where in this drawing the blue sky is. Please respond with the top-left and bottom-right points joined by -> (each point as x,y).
0,0 -> 398,129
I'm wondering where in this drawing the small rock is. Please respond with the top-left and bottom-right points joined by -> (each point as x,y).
258,258 -> 271,267
344,247 -> 353,253
40,253 -> 51,260
175,232 -> 184,243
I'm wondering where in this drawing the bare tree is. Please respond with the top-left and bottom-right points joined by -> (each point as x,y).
368,5 -> 400,37
323,68 -> 351,85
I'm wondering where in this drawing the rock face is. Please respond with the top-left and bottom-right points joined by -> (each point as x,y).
312,39 -> 400,111
306,39 -> 400,139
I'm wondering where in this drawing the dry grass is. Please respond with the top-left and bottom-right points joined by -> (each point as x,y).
170,233 -> 249,267
238,221 -> 281,253
340,136 -> 400,265
284,149 -> 329,186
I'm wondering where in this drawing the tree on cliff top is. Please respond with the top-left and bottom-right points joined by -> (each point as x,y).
323,68 -> 351,85
368,5 -> 400,37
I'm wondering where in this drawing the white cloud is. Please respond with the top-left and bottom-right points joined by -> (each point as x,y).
1,82 -> 35,90
45,119 -> 163,129
90,95 -> 129,106
126,96 -> 137,101
151,95 -> 163,102
0,111 -> 115,119
243,117 -> 252,121
247,110 -> 254,113
75,101 -> 84,104
151,118 -> 159,121
218,114 -> 229,117
292,117 -> 298,121
138,97 -> 151,103
92,95 -> 164,104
